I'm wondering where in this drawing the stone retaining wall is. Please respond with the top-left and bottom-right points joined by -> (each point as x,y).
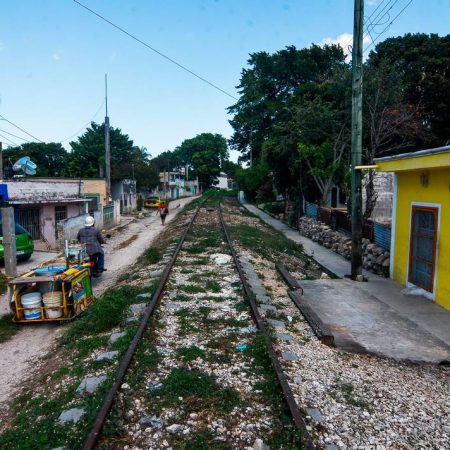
298,217 -> 390,277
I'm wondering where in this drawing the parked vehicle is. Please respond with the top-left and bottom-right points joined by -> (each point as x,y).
0,222 -> 34,261
144,197 -> 163,208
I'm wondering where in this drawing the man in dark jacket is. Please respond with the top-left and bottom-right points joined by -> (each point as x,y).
77,216 -> 106,277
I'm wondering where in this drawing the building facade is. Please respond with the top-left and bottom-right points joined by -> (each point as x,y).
376,145 -> 450,310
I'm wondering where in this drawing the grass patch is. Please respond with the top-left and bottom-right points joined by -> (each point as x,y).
243,332 -> 304,448
0,313 -> 20,344
205,280 -> 221,293
76,335 -> 109,357
333,382 -> 372,410
117,272 -> 131,282
141,246 -> 161,264
61,285 -> 148,345
175,308 -> 199,335
180,284 -> 206,294
154,368 -> 240,414
176,345 -> 206,362
0,271 -> 8,294
190,257 -> 209,266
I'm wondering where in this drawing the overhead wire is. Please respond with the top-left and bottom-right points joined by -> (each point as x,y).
72,0 -> 238,101
0,128 -> 29,142
0,114 -> 44,143
364,0 -> 413,54
58,99 -> 105,143
0,133 -> 19,147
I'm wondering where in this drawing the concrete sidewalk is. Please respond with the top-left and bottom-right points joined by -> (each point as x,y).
243,203 -> 450,362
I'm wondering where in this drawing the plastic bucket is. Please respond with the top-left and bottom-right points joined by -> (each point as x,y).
43,291 -> 63,319
21,292 -> 42,320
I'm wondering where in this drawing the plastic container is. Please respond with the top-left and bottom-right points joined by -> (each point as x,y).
43,291 -> 63,319
21,292 -> 42,320
34,266 -> 66,276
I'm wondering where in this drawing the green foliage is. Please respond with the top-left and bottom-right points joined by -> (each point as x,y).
367,33 -> 450,147
0,313 -> 20,344
141,246 -> 161,264
61,285 -> 145,344
175,345 -> 207,362
69,122 -> 158,189
155,368 -> 240,413
228,44 -> 350,201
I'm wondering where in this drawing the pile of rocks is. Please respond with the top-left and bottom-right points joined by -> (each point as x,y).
298,217 -> 390,276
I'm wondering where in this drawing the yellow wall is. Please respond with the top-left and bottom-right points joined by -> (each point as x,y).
393,168 -> 450,310
83,179 -> 107,205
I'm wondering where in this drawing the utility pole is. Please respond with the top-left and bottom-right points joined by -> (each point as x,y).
105,74 -> 111,203
350,0 -> 364,280
2,207 -> 17,277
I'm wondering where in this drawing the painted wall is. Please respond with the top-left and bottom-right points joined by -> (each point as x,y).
393,168 -> 450,310
6,180 -> 83,203
84,179 -> 107,205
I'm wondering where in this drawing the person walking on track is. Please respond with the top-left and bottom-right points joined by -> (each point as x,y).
77,216 -> 106,277
158,202 -> 169,225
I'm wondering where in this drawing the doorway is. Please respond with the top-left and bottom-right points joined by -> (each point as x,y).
409,206 -> 438,293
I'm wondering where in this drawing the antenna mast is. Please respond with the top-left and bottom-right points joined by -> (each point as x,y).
105,74 -> 111,203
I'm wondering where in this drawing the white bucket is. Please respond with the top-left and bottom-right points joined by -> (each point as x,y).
43,291 -> 63,319
21,292 -> 42,320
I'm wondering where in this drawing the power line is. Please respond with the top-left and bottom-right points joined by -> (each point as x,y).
72,0 -> 238,101
0,114 -> 44,142
58,99 -> 105,143
0,133 -> 19,147
364,0 -> 413,54
364,0 -> 399,47
365,0 -> 390,21
0,128 -> 29,142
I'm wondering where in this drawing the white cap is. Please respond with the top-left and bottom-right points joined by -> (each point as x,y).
85,216 -> 95,227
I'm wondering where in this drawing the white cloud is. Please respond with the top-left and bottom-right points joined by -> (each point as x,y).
321,33 -> 371,60
52,52 -> 61,61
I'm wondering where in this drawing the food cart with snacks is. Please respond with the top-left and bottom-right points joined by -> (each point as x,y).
9,243 -> 95,323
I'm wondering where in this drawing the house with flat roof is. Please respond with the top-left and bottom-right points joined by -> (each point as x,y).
375,145 -> 450,310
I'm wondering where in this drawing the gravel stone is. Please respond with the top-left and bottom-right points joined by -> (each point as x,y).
109,331 -> 126,344
76,375 -> 107,395
281,350 -> 299,362
58,408 -> 85,424
95,351 -> 119,361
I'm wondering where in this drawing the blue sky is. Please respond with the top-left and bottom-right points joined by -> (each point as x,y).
1,0 -> 448,163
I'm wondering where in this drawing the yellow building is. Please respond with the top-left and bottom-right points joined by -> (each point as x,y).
375,146 -> 450,310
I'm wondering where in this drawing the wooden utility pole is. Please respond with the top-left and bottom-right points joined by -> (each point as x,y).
2,207 -> 17,277
105,74 -> 111,203
351,0 -> 364,280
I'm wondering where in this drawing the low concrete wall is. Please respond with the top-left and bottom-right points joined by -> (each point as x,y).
57,214 -> 89,249
298,217 -> 390,276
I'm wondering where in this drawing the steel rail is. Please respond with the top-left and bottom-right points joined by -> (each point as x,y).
82,204 -> 202,450
218,203 -> 316,450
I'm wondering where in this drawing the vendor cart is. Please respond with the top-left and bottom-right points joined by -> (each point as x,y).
9,243 -> 95,323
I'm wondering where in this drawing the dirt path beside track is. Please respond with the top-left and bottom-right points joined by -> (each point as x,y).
0,197 -> 196,409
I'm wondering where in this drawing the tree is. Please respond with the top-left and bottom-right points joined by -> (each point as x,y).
176,133 -> 229,188
367,33 -> 450,147
228,44 -> 349,165
69,122 -> 135,178
2,142 -> 69,177
228,44 -> 351,203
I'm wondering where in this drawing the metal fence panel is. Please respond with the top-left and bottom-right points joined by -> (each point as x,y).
305,201 -> 318,219
103,205 -> 114,225
373,222 -> 391,251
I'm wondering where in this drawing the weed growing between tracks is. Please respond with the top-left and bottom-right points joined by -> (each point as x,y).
98,201 -> 305,449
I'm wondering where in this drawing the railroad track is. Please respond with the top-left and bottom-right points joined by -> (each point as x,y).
83,198 -> 315,449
